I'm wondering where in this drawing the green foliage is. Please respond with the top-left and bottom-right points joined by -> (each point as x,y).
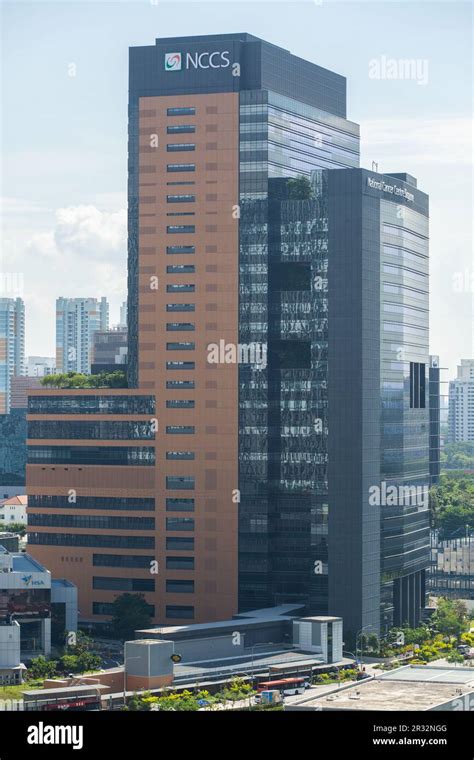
111,593 -> 153,641
41,370 -> 127,389
287,175 -> 313,199
432,598 -> 469,639
216,676 -> 254,703
430,472 -> 474,538
4,522 -> 26,535
446,650 -> 464,665
26,656 -> 58,680
441,442 -> 474,471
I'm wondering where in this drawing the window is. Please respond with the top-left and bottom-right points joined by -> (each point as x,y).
166,380 -> 195,390
166,342 -> 195,350
166,426 -> 195,434
410,362 -> 426,408
29,495 -> 155,512
167,195 -> 195,203
167,107 -> 195,116
166,517 -> 194,531
166,304 -> 195,312
167,164 -> 195,173
93,577 -> 155,592
166,580 -> 194,593
166,556 -> 195,570
167,267 -> 195,276
166,476 -> 195,489
166,537 -> 194,551
166,399 -> 195,408
28,446 -> 155,467
167,226 -> 195,234
167,245 -> 195,254
29,533 -> 154,549
93,554 -> 154,568
166,284 -> 195,292
166,452 -> 195,460
29,514 -> 154,530
166,498 -> 195,511
166,605 -> 194,619
167,144 -> 195,152
166,362 -> 195,370
167,125 -> 196,134
166,321 -> 195,330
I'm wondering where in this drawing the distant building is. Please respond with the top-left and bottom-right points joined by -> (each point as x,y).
429,532 -> 474,599
56,297 -> 109,374
0,494 -> 27,525
91,326 -> 127,374
448,359 -> 474,442
10,376 -> 42,410
119,301 -> 127,329
0,298 -> 25,413
26,356 -> 55,377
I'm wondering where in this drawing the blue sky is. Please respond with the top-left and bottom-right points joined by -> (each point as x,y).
1,0 -> 472,381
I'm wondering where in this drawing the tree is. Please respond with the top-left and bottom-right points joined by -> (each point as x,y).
27,655 -> 58,680
41,371 -> 127,389
446,650 -> 464,666
287,175 -> 313,199
111,593 -> 153,640
432,599 -> 469,640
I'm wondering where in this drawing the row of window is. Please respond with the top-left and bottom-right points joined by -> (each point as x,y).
28,446 -> 155,466
92,577 -> 195,593
28,496 -> 155,511
93,602 -> 194,619
29,534 -> 195,550
92,554 -> 194,570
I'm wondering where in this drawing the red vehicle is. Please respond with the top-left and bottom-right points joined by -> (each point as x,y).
257,677 -> 308,696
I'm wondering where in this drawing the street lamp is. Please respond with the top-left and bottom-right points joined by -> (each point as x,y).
249,642 -> 274,677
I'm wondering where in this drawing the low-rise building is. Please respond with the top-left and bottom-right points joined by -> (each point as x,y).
0,545 -> 77,681
0,494 -> 27,525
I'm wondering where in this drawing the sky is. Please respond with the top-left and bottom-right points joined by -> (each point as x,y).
1,0 -> 472,382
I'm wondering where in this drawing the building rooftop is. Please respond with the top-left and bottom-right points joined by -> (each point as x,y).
136,604 -> 304,637
0,495 -> 27,507
297,679 -> 473,711
11,553 -> 48,574
288,667 -> 474,711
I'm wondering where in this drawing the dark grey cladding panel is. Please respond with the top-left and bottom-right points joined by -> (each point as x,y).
327,168 -> 381,636
129,34 -> 347,118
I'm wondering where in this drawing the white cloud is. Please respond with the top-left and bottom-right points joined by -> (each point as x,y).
360,117 -> 472,167
5,204 -> 127,354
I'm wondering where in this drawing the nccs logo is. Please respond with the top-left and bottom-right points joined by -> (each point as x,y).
165,52 -> 182,72
164,50 -> 231,72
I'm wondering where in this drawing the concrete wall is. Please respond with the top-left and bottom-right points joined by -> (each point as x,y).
0,621 -> 21,668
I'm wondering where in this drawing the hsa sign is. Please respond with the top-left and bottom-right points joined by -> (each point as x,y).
165,51 -> 231,71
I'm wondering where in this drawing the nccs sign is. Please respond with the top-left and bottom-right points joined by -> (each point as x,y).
165,50 -> 231,72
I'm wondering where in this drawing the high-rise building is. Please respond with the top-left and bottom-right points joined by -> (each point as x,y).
56,297 -> 109,374
119,301 -> 127,329
0,298 -> 25,413
26,34 -> 430,636
91,327 -> 128,374
448,359 -> 474,442
27,356 -> 56,377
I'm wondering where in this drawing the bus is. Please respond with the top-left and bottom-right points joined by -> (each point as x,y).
256,677 -> 309,697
